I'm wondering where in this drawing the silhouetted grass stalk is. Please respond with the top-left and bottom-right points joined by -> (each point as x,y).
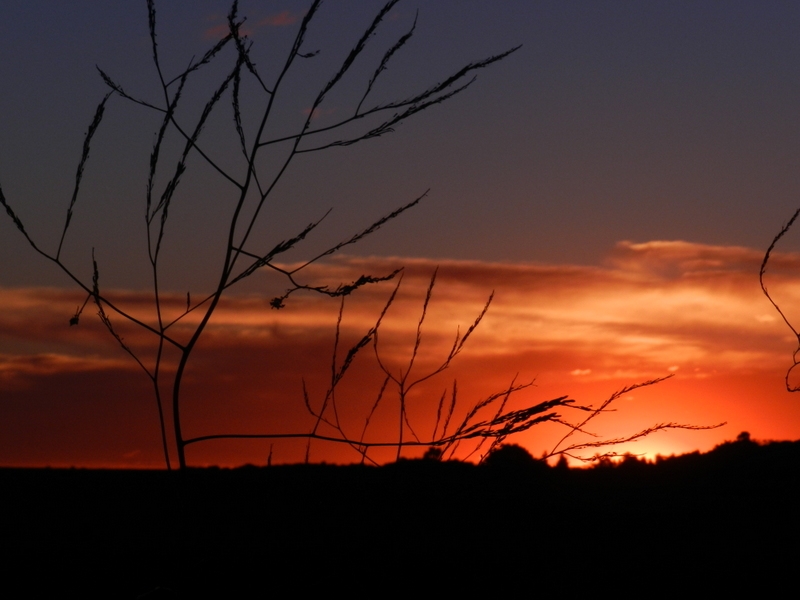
761,207 -> 800,392
0,0 -> 523,469
0,0 -> 721,469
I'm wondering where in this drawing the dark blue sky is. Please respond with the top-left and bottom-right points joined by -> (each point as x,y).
2,1 -> 799,290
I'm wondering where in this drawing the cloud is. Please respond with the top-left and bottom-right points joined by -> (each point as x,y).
203,19 -> 254,40
258,10 -> 299,27
607,240 -> 767,276
0,353 -> 130,377
302,107 -> 337,120
3,240 -> 800,466
203,23 -> 231,40
267,243 -> 795,375
203,8 -> 299,40
4,241 -> 793,384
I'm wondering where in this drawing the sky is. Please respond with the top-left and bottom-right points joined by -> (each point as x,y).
2,1 -> 800,468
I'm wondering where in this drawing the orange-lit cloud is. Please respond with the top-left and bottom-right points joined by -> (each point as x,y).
302,107 -> 337,120
3,240 -> 800,467
203,20 -> 255,40
203,23 -> 231,40
203,9 -> 299,40
258,10 -> 299,27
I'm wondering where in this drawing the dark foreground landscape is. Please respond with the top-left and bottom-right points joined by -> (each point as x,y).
4,434 -> 799,597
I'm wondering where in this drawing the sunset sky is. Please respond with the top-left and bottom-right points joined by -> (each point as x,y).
2,1 -> 800,468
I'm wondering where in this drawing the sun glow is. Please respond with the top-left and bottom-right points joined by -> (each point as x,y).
2,241 -> 800,467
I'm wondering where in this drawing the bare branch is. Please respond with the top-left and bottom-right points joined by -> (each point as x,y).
165,30 -> 235,88
760,207 -> 800,392
147,75 -> 188,226
549,376 -> 673,458
289,191 -> 428,271
227,1 -> 269,94
0,185 -> 35,248
312,0 -> 402,114
356,11 -> 418,115
57,93 -> 112,260
556,421 -> 727,461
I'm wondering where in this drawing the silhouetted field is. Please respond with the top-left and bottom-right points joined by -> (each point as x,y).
4,435 -> 799,597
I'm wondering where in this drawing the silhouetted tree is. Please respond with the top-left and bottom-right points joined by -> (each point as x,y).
483,443 -> 538,468
422,447 -> 444,461
618,452 -> 646,471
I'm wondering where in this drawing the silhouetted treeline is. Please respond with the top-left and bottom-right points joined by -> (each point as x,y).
3,433 -> 799,597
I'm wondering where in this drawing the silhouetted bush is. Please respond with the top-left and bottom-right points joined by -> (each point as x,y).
483,443 -> 540,469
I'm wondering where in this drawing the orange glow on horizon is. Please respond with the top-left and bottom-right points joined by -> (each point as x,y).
2,240 -> 800,468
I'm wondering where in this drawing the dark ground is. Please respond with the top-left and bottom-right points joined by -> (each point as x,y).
3,436 -> 799,597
